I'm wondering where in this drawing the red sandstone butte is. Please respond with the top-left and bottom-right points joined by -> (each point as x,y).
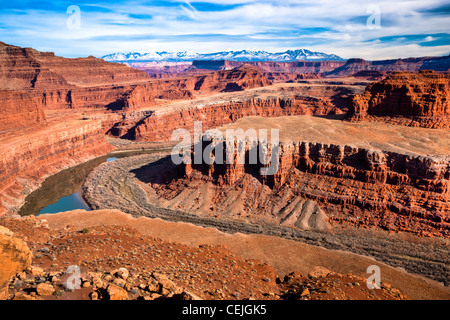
348,70 -> 450,128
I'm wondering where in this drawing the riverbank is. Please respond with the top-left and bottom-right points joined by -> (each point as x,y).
18,148 -> 173,216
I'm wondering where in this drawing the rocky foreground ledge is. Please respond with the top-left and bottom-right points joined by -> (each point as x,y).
0,214 -> 412,300
81,154 -> 450,287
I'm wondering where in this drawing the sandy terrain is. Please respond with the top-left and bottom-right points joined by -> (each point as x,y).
219,115 -> 450,156
39,209 -> 450,300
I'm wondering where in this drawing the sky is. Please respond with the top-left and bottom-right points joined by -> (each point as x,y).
0,0 -> 449,60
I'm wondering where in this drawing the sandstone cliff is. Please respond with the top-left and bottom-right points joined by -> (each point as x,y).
0,42 -> 152,111
116,95 -> 341,141
0,43 -> 275,217
0,42 -> 149,91
177,139 -> 449,237
348,70 -> 449,128
0,90 -> 46,132
328,56 -> 450,77
0,120 -> 114,215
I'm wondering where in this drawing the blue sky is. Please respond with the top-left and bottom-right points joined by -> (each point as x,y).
0,0 -> 449,59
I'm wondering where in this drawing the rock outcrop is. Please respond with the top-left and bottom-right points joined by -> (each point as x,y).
118,97 -> 336,141
172,138 -> 449,237
191,65 -> 271,92
0,226 -> 32,299
348,70 -> 449,128
0,41 -> 150,90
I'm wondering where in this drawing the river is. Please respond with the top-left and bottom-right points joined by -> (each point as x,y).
18,150 -> 162,216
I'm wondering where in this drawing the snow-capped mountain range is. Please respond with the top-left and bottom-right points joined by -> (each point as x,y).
101,49 -> 344,62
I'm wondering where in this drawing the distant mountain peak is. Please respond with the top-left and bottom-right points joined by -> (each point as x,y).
101,49 -> 344,62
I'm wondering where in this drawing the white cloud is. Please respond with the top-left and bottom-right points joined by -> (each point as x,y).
0,0 -> 448,59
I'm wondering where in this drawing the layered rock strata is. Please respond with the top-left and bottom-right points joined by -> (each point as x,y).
121,97 -> 336,141
0,42 -> 152,111
80,154 -> 450,285
0,90 -> 46,132
348,71 -> 449,128
0,43 -> 274,218
328,56 -> 450,77
0,120 -> 114,215
0,42 -> 272,112
112,82 -> 357,141
174,138 -> 449,237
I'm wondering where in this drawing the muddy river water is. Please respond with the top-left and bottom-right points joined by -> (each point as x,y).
18,150 -> 161,216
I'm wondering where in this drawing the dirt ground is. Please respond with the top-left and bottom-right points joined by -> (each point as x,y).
30,209 -> 450,300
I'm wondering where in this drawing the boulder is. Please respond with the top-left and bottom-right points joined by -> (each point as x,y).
0,227 -> 32,299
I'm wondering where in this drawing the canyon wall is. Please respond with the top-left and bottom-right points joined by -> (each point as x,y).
181,139 -> 449,237
0,90 -> 46,132
328,56 -> 450,77
0,226 -> 32,299
0,43 -> 275,216
134,65 -> 271,99
0,120 -> 114,215
60,65 -> 269,111
191,60 -> 346,73
115,94 -> 343,141
134,56 -> 450,81
348,70 -> 450,128
0,42 -> 150,91
0,42 -> 152,111
0,43 -> 271,113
